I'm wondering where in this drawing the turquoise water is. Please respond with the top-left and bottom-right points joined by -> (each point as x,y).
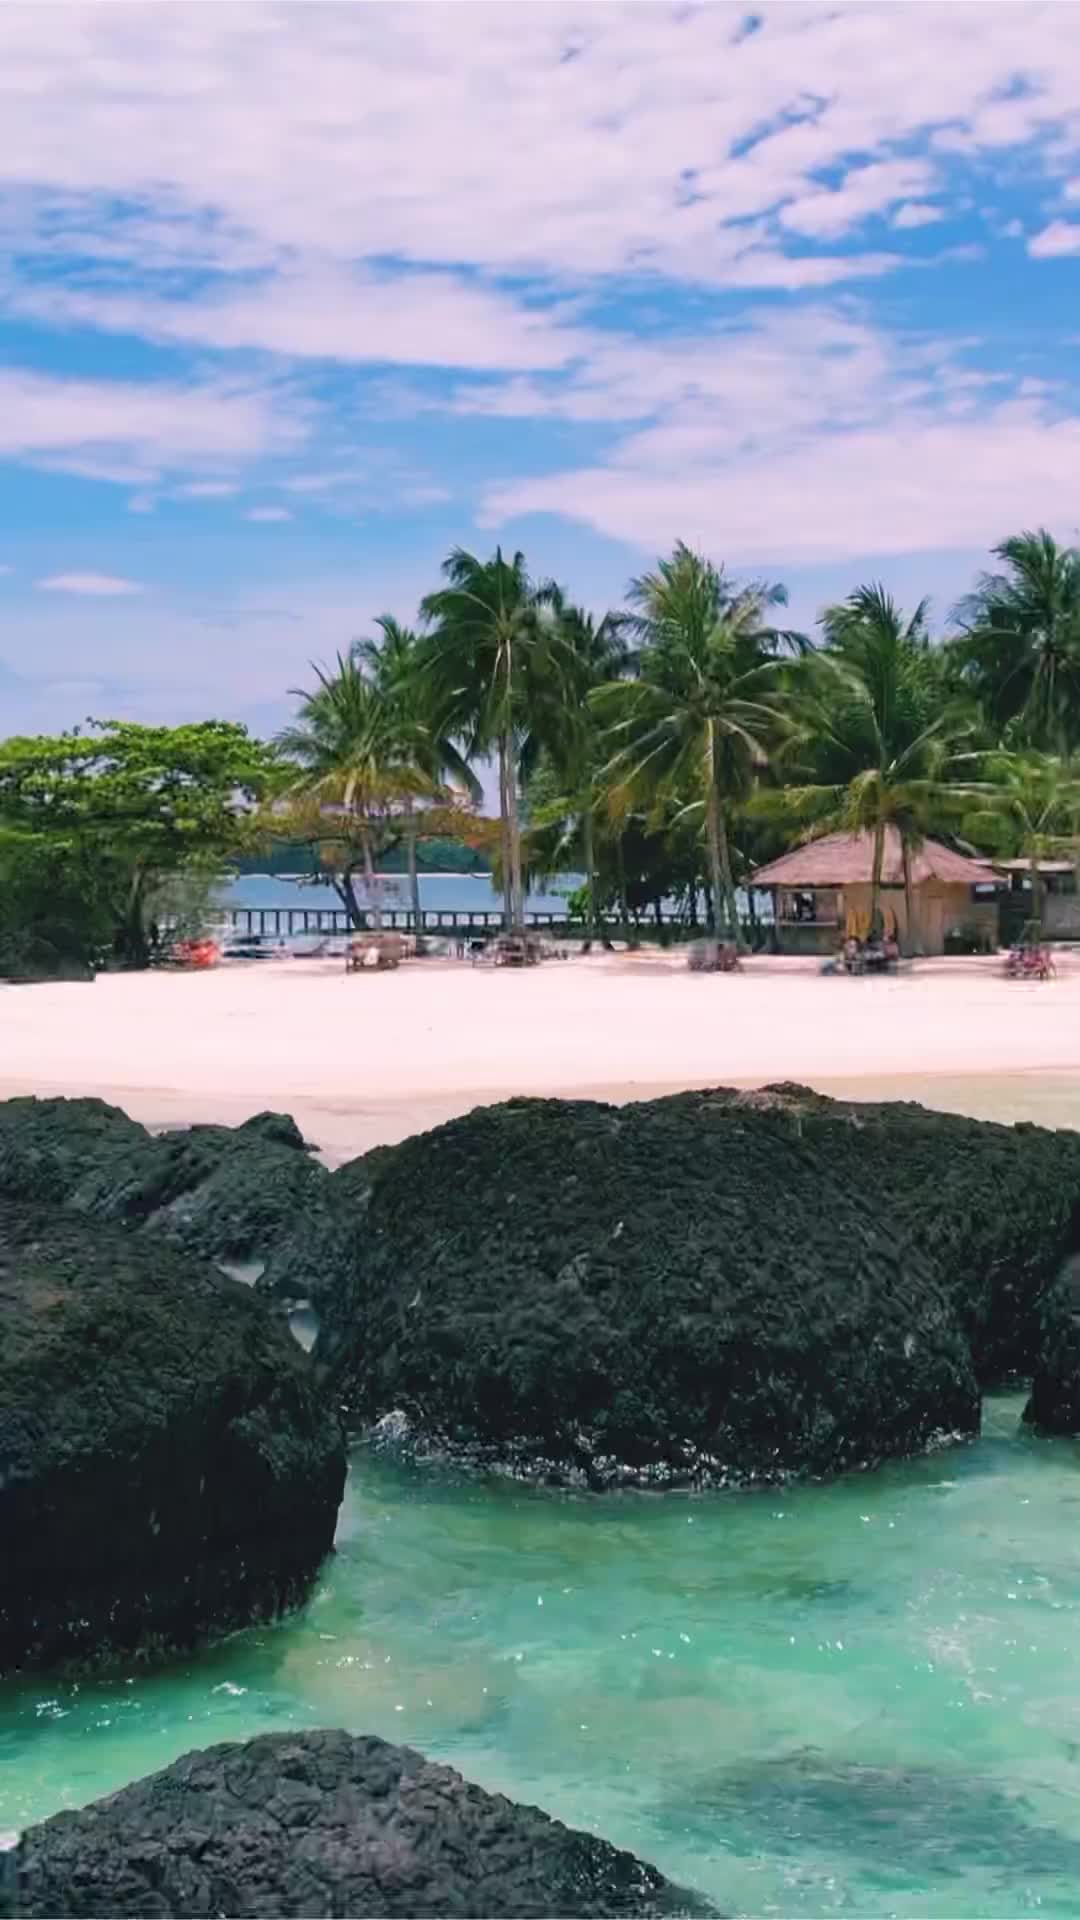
5,1395 -> 1080,1915
220,872 -> 577,916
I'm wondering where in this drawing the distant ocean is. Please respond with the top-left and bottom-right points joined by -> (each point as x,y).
220,872 -> 579,917
220,872 -> 763,921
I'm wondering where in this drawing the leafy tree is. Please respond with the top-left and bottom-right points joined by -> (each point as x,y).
593,542 -> 800,946
276,651 -> 434,933
772,585 -> 971,949
0,720 -> 272,966
420,547 -> 570,933
526,604 -> 631,949
357,616 -> 480,932
0,828 -> 112,979
950,529 -> 1080,752
959,750 -> 1080,933
277,646 -> 489,932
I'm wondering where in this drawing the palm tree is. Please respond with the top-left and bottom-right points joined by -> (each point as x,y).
593,542 -> 800,947
420,547 -> 568,933
276,651 -> 429,933
775,585 -> 971,949
960,750 -> 1080,934
950,529 -> 1080,752
358,616 -> 480,934
535,604 -> 631,950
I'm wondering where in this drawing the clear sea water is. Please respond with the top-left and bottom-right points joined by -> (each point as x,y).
5,1393 -> 1080,1916
220,873 -> 579,917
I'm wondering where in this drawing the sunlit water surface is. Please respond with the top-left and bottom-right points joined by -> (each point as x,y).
5,1396 -> 1080,1917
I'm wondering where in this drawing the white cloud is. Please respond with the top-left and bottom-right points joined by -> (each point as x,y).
0,367 -> 304,484
1028,219 -> 1080,257
892,202 -> 945,230
483,408 -> 1080,563
0,3 -> 1076,298
13,269 -> 586,374
37,572 -> 144,596
1066,179 -> 1080,202
177,480 -> 240,498
780,160 -> 937,239
245,506 -> 292,522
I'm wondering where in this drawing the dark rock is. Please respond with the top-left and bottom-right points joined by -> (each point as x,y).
235,1110 -> 313,1153
0,1097 -> 337,1302
0,1096 -> 146,1207
0,1202 -> 346,1674
732,1084 -> 1080,1384
1023,1253 -> 1080,1432
316,1094 -> 979,1486
6,1729 -> 699,1919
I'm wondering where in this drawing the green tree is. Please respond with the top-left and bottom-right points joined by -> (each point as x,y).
0,720 -> 272,966
528,604 -> 631,949
960,750 -> 1080,933
357,616 -> 480,933
276,651 -> 432,933
774,585 -> 971,950
420,547 -> 569,933
593,542 -> 799,947
950,529 -> 1080,752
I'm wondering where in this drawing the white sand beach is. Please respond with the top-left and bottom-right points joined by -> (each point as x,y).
3,949 -> 1080,1158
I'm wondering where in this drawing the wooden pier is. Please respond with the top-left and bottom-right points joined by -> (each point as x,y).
218,905 -> 688,939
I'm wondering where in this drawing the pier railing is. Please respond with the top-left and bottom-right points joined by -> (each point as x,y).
217,905 -> 690,939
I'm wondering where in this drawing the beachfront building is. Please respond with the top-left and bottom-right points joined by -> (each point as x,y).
752,828 -> 1000,957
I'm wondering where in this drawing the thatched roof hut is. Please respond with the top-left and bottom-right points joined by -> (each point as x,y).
753,829 -> 998,955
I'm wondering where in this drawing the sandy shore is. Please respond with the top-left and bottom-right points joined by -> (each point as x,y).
2,949 -> 1080,1161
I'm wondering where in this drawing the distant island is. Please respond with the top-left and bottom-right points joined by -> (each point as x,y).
232,836 -> 492,880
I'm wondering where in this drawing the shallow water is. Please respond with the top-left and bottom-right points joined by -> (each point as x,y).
5,1396 -> 1080,1916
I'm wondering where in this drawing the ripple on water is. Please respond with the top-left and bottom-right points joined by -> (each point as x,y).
5,1394 -> 1080,1916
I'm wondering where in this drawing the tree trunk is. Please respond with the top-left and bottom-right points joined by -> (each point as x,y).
1030,846 -> 1045,934
716,806 -> 743,950
703,777 -> 724,938
119,866 -> 150,968
505,730 -> 525,933
332,862 -> 365,929
901,837 -> 920,956
360,830 -> 382,933
405,802 -> 422,936
869,822 -> 886,937
497,737 -> 513,932
616,834 -> 637,948
582,803 -> 597,953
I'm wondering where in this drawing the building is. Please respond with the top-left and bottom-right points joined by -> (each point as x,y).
752,828 -> 1000,956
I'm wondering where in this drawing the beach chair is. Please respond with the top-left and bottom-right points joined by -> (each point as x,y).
346,932 -> 403,972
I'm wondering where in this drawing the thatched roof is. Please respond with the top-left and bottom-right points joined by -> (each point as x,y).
752,828 -> 995,889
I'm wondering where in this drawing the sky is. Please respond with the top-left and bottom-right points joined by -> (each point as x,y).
1,0 -> 1080,739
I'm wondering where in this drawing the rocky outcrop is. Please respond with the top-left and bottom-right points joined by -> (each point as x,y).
4,1730 -> 698,1919
723,1084 -> 1080,1384
0,1097 -> 340,1303
315,1094 -> 980,1486
0,1201 -> 346,1674
1023,1253 -> 1080,1433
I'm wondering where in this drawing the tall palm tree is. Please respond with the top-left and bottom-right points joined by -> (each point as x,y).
959,750 -> 1080,934
776,585 -> 971,949
358,616 -> 480,934
276,651 -> 429,932
950,529 -> 1080,752
537,604 -> 631,950
593,542 -> 800,947
420,547 -> 568,933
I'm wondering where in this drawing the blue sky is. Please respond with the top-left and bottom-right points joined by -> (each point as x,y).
2,1 -> 1080,738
